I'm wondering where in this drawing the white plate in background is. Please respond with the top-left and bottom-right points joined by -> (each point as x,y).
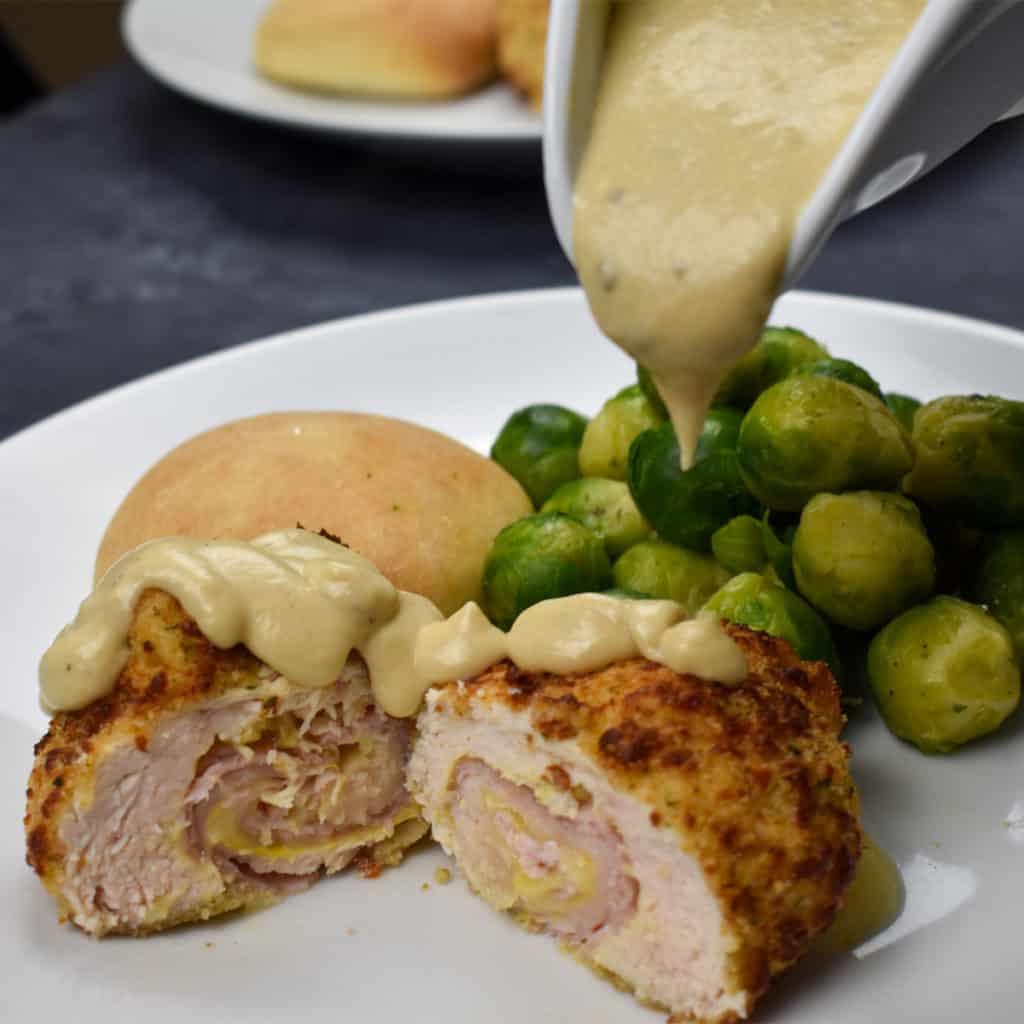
2,289 -> 1023,1023
123,0 -> 542,141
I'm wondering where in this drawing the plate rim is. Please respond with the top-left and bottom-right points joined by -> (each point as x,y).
5,285 -> 1024,457
121,0 -> 544,142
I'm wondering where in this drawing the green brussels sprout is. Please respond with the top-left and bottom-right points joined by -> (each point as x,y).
714,326 -> 830,409
579,385 -> 664,481
968,529 -> 1024,661
703,572 -> 840,677
612,540 -> 731,614
867,596 -> 1021,753
918,508 -> 984,597
794,358 -> 883,399
491,404 -> 588,508
760,514 -> 798,590
694,407 -> 745,462
884,392 -> 921,432
903,395 -> 1024,528
629,422 -> 761,551
636,364 -> 669,420
737,376 -> 914,511
792,492 -> 936,631
541,478 -> 651,558
481,513 -> 612,630
710,515 -> 766,573
602,586 -> 651,600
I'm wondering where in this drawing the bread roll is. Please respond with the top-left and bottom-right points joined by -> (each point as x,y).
496,0 -> 548,109
96,411 -> 532,615
254,0 -> 498,99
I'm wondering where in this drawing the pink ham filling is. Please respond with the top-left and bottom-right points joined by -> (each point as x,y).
450,758 -> 638,942
55,664 -> 417,932
185,684 -> 413,884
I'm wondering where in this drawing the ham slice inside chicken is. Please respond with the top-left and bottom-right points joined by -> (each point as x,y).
187,692 -> 411,882
449,758 -> 638,941
55,661 -> 418,934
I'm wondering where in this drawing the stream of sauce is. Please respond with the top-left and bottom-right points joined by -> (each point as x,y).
573,0 -> 924,465
40,534 -> 745,716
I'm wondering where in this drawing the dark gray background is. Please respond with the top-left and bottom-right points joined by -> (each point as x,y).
3,61 -> 1023,441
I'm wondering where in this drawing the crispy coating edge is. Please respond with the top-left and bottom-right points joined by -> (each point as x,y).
25,588 -> 425,924
433,622 -> 862,1009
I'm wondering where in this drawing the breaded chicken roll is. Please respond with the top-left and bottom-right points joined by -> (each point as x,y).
27,530 -> 440,935
409,603 -> 862,1023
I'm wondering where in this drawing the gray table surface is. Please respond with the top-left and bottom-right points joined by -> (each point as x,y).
3,61 -> 1024,442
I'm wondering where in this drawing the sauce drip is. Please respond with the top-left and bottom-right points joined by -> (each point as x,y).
39,529 -> 439,718
815,835 -> 905,954
417,595 -> 747,687
573,0 -> 924,465
41,540 -> 745,718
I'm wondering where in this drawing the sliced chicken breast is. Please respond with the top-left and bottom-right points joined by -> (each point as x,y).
26,589 -> 426,936
408,624 -> 862,1023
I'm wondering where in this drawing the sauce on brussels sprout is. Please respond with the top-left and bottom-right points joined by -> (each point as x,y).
573,0 -> 923,466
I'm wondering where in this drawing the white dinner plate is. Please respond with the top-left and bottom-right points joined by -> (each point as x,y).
123,0 -> 542,141
3,289 -> 1022,1023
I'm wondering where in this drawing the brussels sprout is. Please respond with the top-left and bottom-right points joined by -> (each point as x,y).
613,540 -> 731,614
792,492 -> 936,631
703,572 -> 840,677
737,376 -> 914,511
694,407 -> 745,462
714,326 -> 830,409
884,392 -> 921,432
481,513 -> 612,630
541,478 -> 651,558
579,385 -> 664,481
602,586 -> 651,600
629,422 -> 761,551
491,404 -> 588,508
760,514 -> 798,590
903,395 -> 1024,528
968,529 -> 1024,661
711,515 -> 766,573
919,509 -> 984,597
794,358 -> 883,399
867,596 -> 1021,753
636,363 -> 669,420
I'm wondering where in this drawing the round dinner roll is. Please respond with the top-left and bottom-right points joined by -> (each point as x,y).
254,0 -> 498,100
96,412 -> 532,616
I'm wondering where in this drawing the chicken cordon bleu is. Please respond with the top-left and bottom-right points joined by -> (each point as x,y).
26,529 -> 442,936
409,598 -> 863,1023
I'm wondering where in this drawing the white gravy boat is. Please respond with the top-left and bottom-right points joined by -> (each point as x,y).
544,0 -> 1024,290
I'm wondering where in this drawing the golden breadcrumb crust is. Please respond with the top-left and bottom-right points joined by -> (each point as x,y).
496,0 -> 548,108
432,623 -> 861,1017
25,589 -> 426,929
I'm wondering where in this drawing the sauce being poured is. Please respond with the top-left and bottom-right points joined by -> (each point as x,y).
573,0 -> 924,465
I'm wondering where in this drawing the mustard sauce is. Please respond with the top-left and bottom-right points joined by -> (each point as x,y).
815,835 -> 905,954
573,0 -> 924,466
40,534 -> 744,717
